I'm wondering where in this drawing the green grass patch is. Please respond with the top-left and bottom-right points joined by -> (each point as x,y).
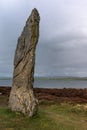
0,103 -> 87,130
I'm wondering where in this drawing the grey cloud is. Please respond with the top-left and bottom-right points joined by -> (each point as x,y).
1,0 -> 87,77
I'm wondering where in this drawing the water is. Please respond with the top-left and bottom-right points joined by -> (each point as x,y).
0,78 -> 87,88
0,79 -> 12,86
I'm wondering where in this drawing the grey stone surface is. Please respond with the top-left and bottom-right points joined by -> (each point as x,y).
9,8 -> 40,117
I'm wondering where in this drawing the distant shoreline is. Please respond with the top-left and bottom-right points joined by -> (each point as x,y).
1,76 -> 87,80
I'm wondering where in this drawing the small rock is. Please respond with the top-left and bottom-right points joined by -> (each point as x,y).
0,92 -> 2,95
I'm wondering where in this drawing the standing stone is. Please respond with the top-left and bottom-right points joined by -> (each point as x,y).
9,8 -> 40,117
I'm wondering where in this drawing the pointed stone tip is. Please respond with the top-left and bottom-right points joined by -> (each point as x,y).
31,8 -> 40,21
32,8 -> 39,13
32,8 -> 39,16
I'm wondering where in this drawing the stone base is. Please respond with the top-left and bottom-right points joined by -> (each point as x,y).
9,87 -> 38,117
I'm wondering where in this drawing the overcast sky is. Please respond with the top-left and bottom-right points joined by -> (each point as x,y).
0,0 -> 87,77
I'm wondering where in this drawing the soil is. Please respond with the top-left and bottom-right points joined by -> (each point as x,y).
0,86 -> 87,106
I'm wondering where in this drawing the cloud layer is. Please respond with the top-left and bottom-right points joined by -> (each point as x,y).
0,0 -> 87,77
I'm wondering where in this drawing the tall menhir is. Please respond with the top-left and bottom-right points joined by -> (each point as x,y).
9,8 -> 40,117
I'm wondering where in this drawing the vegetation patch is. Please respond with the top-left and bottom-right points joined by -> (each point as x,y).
0,103 -> 87,130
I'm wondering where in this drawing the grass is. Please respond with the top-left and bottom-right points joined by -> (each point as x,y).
0,103 -> 87,130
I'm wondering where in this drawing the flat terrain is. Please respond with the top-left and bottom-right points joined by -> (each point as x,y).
0,86 -> 87,130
